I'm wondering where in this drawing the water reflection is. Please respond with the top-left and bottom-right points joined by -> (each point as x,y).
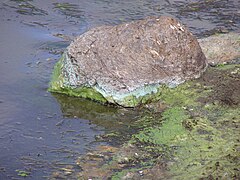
53,93 -> 142,133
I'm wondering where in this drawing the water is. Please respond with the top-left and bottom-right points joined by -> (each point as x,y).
0,0 -> 239,179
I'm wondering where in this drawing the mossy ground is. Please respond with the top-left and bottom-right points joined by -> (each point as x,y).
129,64 -> 240,179
50,64 -> 240,179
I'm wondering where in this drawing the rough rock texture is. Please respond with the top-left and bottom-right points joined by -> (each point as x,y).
49,16 -> 207,107
198,32 -> 240,65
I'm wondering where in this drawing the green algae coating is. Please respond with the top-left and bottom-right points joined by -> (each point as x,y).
118,86 -> 162,107
48,56 -> 65,91
127,66 -> 240,179
170,110 -> 240,179
130,110 -> 239,179
49,51 -> 207,107
134,107 -> 188,146
16,170 -> 30,177
48,56 -> 107,103
49,54 -> 167,106
109,65 -> 240,179
54,86 -> 108,103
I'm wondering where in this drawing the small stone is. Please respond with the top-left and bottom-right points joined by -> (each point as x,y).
198,32 -> 240,64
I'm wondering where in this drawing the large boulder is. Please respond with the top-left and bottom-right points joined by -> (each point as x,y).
49,16 -> 207,107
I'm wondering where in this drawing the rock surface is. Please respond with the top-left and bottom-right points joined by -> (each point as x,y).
198,32 -> 240,65
49,16 -> 207,107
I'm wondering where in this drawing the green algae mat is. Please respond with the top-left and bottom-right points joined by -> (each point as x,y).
50,64 -> 240,179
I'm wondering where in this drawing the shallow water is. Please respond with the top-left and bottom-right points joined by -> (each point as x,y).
0,0 -> 239,179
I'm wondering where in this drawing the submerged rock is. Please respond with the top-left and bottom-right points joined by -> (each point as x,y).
49,16 -> 207,107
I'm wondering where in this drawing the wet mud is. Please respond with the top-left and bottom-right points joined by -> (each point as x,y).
199,64 -> 240,106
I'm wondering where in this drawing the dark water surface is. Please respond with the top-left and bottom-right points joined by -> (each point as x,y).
0,0 -> 239,179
